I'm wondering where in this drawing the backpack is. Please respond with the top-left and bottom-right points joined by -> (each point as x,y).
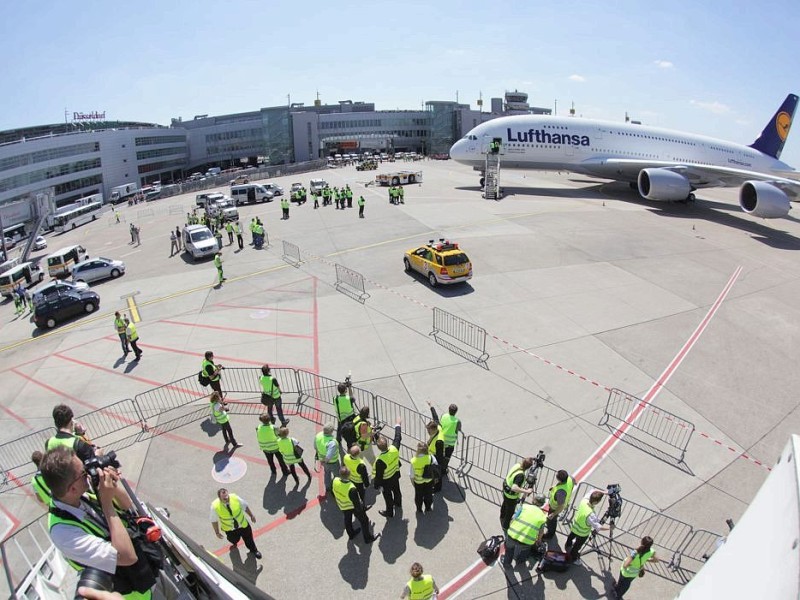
198,370 -> 211,387
477,535 -> 504,564
340,421 -> 357,447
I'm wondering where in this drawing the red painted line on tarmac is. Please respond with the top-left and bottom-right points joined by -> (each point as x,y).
212,495 -> 322,556
6,472 -> 37,500
100,336 -> 304,370
212,303 -> 313,314
440,266 -> 743,597
160,320 -> 313,340
0,333 -> 110,373
0,403 -> 31,428
0,500 -> 21,542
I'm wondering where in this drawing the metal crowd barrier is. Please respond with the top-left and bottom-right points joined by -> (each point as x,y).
0,367 -> 722,584
430,307 -> 489,367
599,388 -> 695,466
281,241 -> 302,266
334,263 -> 369,303
1,515 -> 72,598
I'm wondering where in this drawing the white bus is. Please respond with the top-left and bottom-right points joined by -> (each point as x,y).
3,223 -> 27,243
53,200 -> 104,233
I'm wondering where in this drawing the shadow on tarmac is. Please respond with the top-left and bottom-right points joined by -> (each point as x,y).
262,475 -> 289,516
229,546 -> 264,586
338,537 -> 374,590
376,509 -> 408,564
412,494 -> 452,549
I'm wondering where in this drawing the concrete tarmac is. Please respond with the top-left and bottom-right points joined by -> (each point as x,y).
1,158 -> 799,599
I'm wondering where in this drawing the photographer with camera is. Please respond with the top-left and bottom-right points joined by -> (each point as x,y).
500,457 -> 535,532
39,446 -> 160,600
544,469 -> 575,541
501,493 -> 547,570
565,490 -> 611,565
333,380 -> 357,446
201,351 -> 224,394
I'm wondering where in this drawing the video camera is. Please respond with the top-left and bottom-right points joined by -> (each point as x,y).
605,483 -> 623,521
522,450 -> 547,490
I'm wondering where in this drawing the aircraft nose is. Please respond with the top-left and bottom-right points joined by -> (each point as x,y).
450,139 -> 466,162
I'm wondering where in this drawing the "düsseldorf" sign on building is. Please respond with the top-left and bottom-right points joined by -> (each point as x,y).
73,111 -> 106,121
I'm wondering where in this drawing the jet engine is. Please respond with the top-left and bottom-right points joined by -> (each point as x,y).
739,181 -> 791,219
637,169 -> 692,201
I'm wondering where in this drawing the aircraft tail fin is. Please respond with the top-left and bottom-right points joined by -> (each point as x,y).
748,94 -> 798,159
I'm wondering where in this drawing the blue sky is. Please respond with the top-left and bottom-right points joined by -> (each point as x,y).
2,0 -> 799,165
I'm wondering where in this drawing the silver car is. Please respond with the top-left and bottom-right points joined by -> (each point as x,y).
71,257 -> 126,283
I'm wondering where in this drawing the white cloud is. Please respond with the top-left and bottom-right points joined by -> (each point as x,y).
690,100 -> 732,115
654,60 -> 674,69
568,74 -> 585,82
735,119 -> 750,126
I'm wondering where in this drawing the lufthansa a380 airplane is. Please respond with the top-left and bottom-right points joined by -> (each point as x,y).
449,94 -> 799,219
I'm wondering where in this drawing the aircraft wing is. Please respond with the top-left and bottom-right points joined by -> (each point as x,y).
588,158 -> 800,200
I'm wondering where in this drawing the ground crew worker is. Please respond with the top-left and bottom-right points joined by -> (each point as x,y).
170,229 -> 179,256
249,218 -> 256,244
500,457 -> 534,531
256,414 -> 289,477
213,252 -> 225,284
566,489 -> 609,565
214,228 -> 223,250
276,426 -> 312,485
345,185 -> 353,208
13,292 -> 23,315
544,469 -> 575,540
333,382 -> 356,444
358,195 -> 365,218
210,391 -> 240,450
398,185 -> 405,204
40,446 -> 158,600
502,494 -> 547,569
281,197 -> 290,220
175,226 -> 182,250
234,221 -> 244,250
30,451 -> 52,508
45,404 -> 97,461
124,316 -> 142,361
115,210 -> 120,223
313,190 -> 320,209
400,562 -> 439,600
259,364 -> 288,426
425,420 -> 445,493
211,488 -> 262,559
225,221 -> 234,245
388,185 -> 395,204
315,424 -> 340,493
373,419 -> 402,518
615,536 -> 659,598
343,445 -> 370,504
202,350 -> 224,394
113,312 -> 129,355
427,401 -> 460,479
410,442 -> 436,514
332,466 -> 379,544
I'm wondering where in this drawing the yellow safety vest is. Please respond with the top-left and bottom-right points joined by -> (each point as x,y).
32,472 -> 52,505
45,435 -> 77,452
570,499 -> 594,537
114,317 -> 126,334
277,436 -> 300,465
332,477 -> 355,511
343,454 -> 368,484
439,414 -> 459,447
620,549 -> 655,578
202,359 -> 220,382
352,415 -> 372,449
427,426 -> 444,456
503,464 -> 524,500
256,423 -> 279,452
507,505 -> 546,546
211,401 -> 229,424
315,431 -> 339,463
374,445 -> 400,479
126,323 -> 138,342
411,454 -> 433,484
260,374 -> 280,399
407,574 -> 435,600
549,476 -> 575,512
212,495 -> 247,531
334,394 -> 354,421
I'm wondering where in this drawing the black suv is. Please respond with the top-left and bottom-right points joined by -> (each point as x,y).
33,289 -> 100,329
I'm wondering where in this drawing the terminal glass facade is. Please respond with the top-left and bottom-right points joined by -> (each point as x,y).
426,102 -> 463,155
0,158 -> 101,193
262,107 -> 292,165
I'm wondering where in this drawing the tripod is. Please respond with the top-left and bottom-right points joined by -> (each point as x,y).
584,509 -> 618,558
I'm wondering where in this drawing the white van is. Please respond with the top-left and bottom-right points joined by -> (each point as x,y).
183,225 -> 219,261
231,184 -> 273,206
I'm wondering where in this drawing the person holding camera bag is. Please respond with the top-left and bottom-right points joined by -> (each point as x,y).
201,351 -> 224,394
39,446 -> 160,600
276,426 -> 312,485
614,536 -> 658,598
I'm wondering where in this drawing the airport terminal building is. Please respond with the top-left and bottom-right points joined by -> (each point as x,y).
0,91 -> 550,213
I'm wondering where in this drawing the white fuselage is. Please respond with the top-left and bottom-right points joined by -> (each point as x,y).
449,116 -> 788,180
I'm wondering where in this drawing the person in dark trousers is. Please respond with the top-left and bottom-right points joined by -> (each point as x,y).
175,226 -> 182,250
113,312 -> 129,355
358,195 -> 365,218
425,420 -> 446,494
343,445 -> 370,504
410,442 -> 436,514
210,391 -> 240,450
202,351 -> 224,394
614,536 -> 659,598
259,364 -> 288,426
566,490 -> 609,565
373,419 -> 402,517
276,426 -> 312,485
500,457 -> 534,531
256,413 -> 289,477
211,488 -> 262,559
427,401 -> 461,480
333,382 -> 357,445
235,222 -> 244,250
332,466 -> 379,544
124,316 -> 142,361
544,469 -> 575,540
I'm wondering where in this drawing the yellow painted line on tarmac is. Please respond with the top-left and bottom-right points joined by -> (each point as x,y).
126,296 -> 141,323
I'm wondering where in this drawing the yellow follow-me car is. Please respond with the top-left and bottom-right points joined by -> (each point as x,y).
404,239 -> 472,287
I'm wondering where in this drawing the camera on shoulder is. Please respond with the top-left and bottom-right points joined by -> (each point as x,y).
83,451 -> 121,488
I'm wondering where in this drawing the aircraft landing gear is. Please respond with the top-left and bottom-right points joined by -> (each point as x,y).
687,193 -> 696,202
479,176 -> 485,187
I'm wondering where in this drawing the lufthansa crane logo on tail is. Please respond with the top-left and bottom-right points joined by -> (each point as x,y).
776,112 -> 791,141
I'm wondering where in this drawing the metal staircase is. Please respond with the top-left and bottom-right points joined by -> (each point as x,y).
483,150 -> 501,200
